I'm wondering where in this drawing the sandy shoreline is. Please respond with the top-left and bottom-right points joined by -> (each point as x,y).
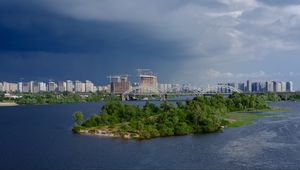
79,129 -> 139,139
0,102 -> 18,106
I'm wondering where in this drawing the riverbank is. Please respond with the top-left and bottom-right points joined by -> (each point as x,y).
78,128 -> 140,139
0,102 -> 18,106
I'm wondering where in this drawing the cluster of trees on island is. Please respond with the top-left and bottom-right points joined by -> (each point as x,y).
72,92 -> 275,139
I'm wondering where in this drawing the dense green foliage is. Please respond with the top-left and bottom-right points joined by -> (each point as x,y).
72,111 -> 85,133
285,94 -> 300,101
0,93 -> 4,102
15,92 -> 84,104
73,111 -> 84,125
86,91 -> 107,102
11,92 -> 107,105
259,92 -> 282,102
74,93 -> 270,139
3,91 -> 297,106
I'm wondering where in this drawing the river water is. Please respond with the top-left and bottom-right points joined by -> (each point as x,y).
0,101 -> 299,169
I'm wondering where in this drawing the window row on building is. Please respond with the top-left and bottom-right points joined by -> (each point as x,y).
0,80 -> 110,93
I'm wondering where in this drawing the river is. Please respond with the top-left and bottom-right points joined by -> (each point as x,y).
0,101 -> 299,169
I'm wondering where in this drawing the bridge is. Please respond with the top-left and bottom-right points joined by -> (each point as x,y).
198,84 -> 242,94
121,85 -> 162,101
121,84 -> 242,101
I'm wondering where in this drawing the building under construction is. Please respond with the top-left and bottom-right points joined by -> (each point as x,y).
109,75 -> 130,94
137,69 -> 158,89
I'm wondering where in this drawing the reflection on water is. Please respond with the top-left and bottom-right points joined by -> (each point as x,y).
0,101 -> 300,169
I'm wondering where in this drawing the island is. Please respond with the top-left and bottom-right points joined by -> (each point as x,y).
72,93 -> 286,139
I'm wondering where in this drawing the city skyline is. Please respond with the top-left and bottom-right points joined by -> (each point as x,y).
1,1 -> 300,88
0,78 -> 295,93
0,68 -> 297,91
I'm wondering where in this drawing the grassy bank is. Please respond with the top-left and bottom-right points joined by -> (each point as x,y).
225,108 -> 287,128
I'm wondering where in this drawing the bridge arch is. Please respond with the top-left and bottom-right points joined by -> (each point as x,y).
199,85 -> 242,95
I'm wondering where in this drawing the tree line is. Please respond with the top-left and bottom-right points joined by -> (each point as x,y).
12,91 -> 107,105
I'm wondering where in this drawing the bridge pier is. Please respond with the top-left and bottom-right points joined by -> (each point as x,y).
121,94 -> 130,101
122,86 -> 163,101
160,94 -> 166,101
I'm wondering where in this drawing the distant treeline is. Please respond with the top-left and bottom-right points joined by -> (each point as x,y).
0,91 -> 108,104
1,91 -> 300,105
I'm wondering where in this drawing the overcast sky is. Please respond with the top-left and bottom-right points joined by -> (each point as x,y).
1,0 -> 300,88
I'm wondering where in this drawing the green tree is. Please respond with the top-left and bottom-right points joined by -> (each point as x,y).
175,122 -> 193,135
0,93 -> 4,102
84,114 -> 99,127
73,111 -> 84,125
176,100 -> 184,109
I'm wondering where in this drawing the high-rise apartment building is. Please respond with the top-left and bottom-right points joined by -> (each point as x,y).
0,82 -> 3,92
1,82 -> 18,92
266,81 -> 273,92
66,80 -> 74,92
94,86 -> 98,92
246,80 -> 252,92
171,84 -> 181,93
159,84 -> 173,93
75,80 -> 85,93
238,83 -> 245,92
3,82 -> 10,92
258,82 -> 267,92
58,81 -> 67,92
9,83 -> 18,92
48,81 -> 57,92
22,82 -> 30,93
287,81 -> 293,92
85,80 -> 94,92
281,81 -> 286,92
29,81 -> 34,93
251,82 -> 258,92
273,81 -> 282,92
18,82 -> 23,93
228,83 -> 236,88
32,82 -> 40,93
39,82 -> 47,92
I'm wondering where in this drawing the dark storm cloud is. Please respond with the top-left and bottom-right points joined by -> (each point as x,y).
1,0 -> 300,87
0,2 -> 182,55
0,1 -> 184,83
